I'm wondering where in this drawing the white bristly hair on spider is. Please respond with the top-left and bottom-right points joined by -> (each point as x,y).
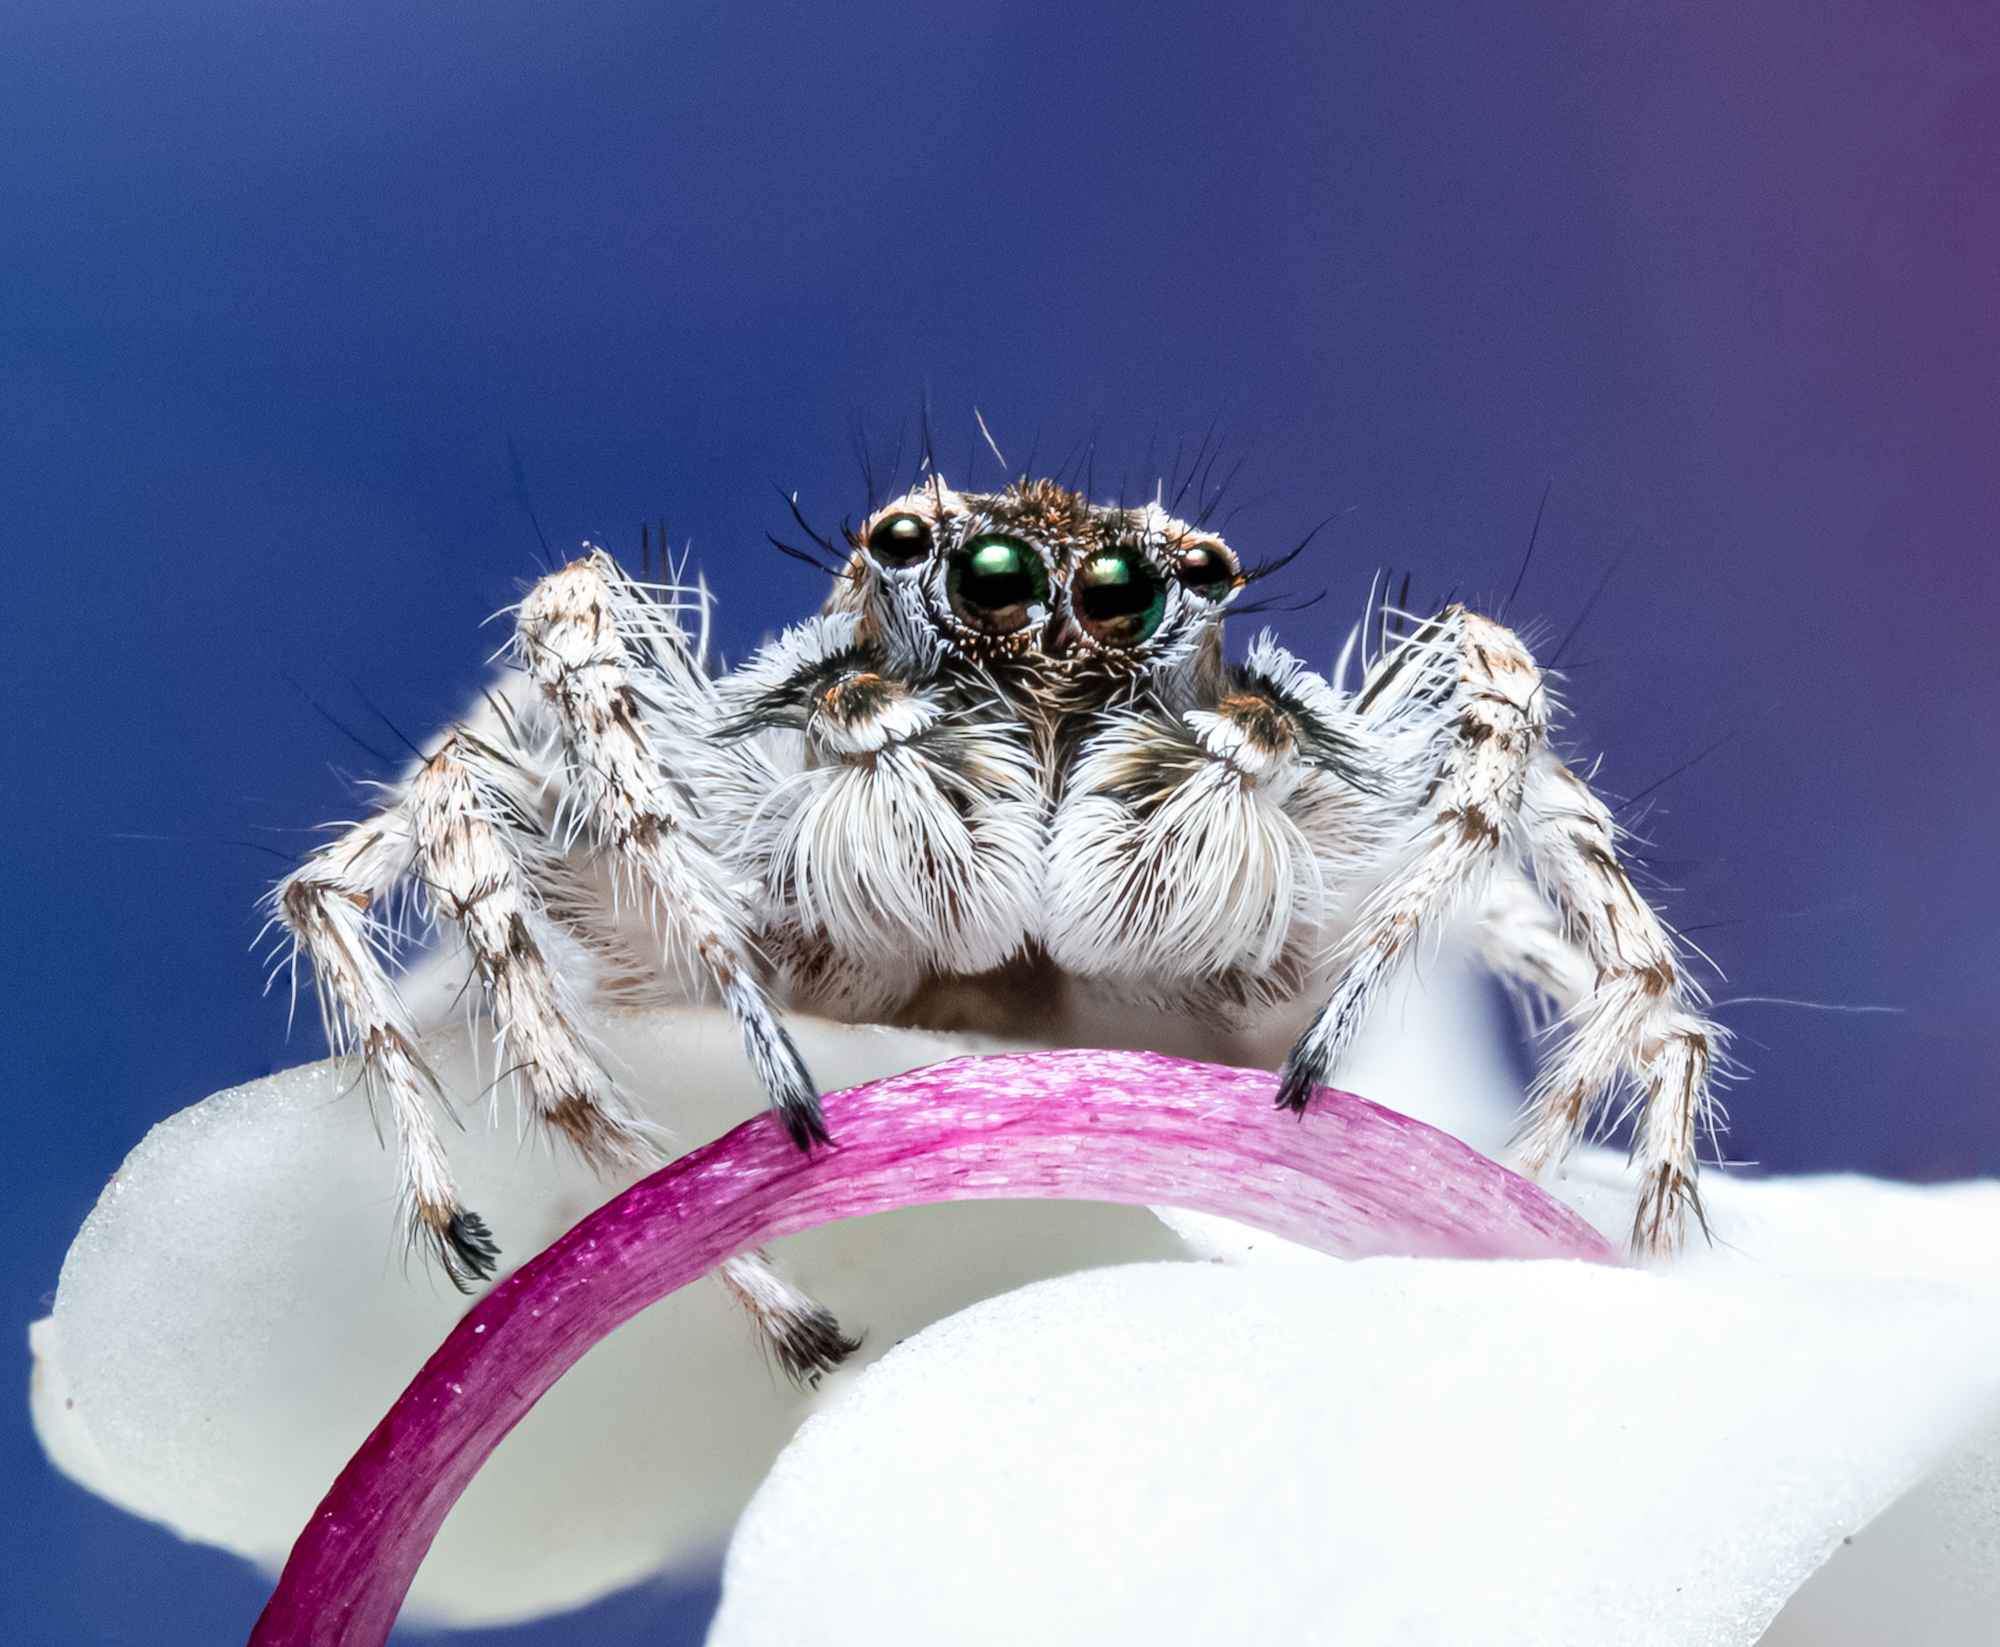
268,461 -> 1734,1378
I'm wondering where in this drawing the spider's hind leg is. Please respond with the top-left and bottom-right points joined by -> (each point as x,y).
1274,605 -> 1545,1119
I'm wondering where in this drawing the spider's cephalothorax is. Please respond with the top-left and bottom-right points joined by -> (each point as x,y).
270,468 -> 1729,1376
835,474 -> 1242,689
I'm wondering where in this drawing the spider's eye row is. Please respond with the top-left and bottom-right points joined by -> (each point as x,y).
1173,541 -> 1238,597
866,512 -> 932,567
1073,548 -> 1166,647
947,533 -> 1049,635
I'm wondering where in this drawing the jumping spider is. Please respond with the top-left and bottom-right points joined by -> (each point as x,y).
271,469 -> 1726,1377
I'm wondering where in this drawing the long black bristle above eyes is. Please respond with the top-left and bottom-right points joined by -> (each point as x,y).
887,417 -> 908,497
1243,513 -> 1338,584
1192,450 -> 1248,528
853,410 -> 878,510
1052,428 -> 1089,491
1020,419 -> 1043,484
765,534 -> 848,579
1168,417 -> 1220,514
1231,588 -> 1329,619
773,486 -> 843,558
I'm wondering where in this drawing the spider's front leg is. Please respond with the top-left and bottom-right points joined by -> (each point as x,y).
406,718 -> 856,1378
270,764 -> 498,1289
512,551 -> 827,1149
1275,604 -> 1727,1254
274,699 -> 854,1374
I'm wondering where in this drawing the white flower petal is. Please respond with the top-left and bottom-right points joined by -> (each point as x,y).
1155,1139 -> 2000,1640
32,1010 -> 1188,1626
30,955 -> 1521,1626
1762,1406 -> 2000,1646
713,1252 -> 2000,1647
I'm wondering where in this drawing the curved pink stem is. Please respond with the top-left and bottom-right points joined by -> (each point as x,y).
249,1049 -> 1613,1645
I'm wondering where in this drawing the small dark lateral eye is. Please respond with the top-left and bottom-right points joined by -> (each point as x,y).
866,513 -> 932,567
1074,549 -> 1166,646
1174,542 -> 1238,596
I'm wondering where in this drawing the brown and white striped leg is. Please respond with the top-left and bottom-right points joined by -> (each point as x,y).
406,727 -> 657,1172
1473,864 -> 1600,1031
1275,607 -> 1547,1118
1509,751 -> 1729,1256
513,551 -> 825,1149
409,724 -> 857,1380
269,795 -> 497,1289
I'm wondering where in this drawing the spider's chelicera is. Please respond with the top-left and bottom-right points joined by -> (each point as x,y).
269,469 -> 1727,1378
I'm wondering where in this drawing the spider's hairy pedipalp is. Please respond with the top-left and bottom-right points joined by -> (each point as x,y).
714,608 -> 1044,997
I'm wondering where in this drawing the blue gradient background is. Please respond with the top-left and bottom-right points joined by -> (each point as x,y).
4,3 -> 1995,1641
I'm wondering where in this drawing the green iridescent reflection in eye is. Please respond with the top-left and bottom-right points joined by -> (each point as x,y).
947,534 -> 1049,634
1074,549 -> 1166,646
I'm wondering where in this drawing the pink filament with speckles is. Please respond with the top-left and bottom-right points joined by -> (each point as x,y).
249,1049 -> 1614,1646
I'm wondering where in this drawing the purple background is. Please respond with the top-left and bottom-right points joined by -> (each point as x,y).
4,2 -> 1995,1641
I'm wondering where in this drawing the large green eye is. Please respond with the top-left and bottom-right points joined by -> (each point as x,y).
947,533 -> 1049,634
1073,548 -> 1166,646
866,512 -> 932,567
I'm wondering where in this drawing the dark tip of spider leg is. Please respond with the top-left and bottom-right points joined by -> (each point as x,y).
764,1019 -> 832,1152
778,1091 -> 832,1152
1273,1050 -> 1322,1117
443,1208 -> 502,1292
772,1306 -> 865,1388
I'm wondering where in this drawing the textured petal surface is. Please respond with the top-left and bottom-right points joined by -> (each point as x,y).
1143,1153 -> 2000,1646
712,1246 -> 2000,1647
